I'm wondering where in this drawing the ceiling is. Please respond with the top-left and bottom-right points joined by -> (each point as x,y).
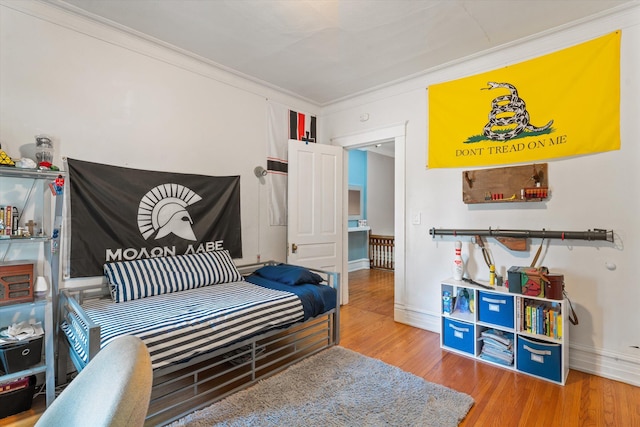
45,0 -> 635,105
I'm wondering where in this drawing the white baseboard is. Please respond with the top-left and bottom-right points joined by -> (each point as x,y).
393,306 -> 640,388
348,259 -> 370,272
569,342 -> 640,387
394,305 -> 440,333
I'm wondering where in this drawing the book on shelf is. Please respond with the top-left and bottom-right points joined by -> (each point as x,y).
557,313 -> 562,340
521,299 -> 562,339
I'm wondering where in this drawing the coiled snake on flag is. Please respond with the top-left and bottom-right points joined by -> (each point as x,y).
482,82 -> 553,141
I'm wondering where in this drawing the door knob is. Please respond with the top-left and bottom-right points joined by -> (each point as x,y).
291,243 -> 298,253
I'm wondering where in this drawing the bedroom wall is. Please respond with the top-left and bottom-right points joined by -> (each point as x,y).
2,0 -> 639,386
322,5 -> 640,385
366,151 -> 394,236
0,1 -> 314,285
347,149 -> 368,228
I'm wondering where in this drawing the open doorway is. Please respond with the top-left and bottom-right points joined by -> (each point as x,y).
331,123 -> 406,311
346,142 -> 395,316
346,144 -> 395,273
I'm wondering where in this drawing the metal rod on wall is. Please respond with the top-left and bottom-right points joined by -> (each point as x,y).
429,227 -> 614,251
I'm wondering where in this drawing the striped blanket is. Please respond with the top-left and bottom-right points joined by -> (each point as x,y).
62,280 -> 304,369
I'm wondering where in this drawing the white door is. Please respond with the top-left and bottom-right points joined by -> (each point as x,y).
287,140 -> 343,287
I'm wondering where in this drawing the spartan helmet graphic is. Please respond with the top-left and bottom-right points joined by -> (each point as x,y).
137,184 -> 202,241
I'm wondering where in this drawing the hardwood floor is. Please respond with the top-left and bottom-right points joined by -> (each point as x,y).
3,269 -> 638,426
342,269 -> 640,427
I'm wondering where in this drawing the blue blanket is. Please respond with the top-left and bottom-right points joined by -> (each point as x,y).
246,274 -> 336,320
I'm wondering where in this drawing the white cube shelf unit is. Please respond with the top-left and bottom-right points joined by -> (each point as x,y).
439,278 -> 569,385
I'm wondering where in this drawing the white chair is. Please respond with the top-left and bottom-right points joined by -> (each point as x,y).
35,335 -> 152,427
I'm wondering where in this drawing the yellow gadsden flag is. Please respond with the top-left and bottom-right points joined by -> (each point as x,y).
428,31 -> 620,168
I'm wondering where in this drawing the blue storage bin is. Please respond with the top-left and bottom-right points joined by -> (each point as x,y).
517,336 -> 561,382
442,318 -> 474,355
478,291 -> 514,328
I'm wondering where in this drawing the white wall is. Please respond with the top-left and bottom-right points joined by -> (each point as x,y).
0,1 -> 317,283
323,6 -> 640,385
367,151 -> 394,236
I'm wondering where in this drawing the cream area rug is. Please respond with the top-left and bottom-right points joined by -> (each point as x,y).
169,346 -> 474,427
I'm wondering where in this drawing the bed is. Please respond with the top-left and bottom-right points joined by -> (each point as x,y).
57,250 -> 339,426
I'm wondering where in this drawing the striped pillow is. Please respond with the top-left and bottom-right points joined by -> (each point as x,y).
104,250 -> 243,303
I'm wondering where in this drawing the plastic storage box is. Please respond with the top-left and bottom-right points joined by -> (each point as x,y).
0,375 -> 36,418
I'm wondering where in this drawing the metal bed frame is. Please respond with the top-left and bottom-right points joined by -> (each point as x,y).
57,261 -> 339,426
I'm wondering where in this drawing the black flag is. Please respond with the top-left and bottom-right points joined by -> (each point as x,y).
68,158 -> 242,278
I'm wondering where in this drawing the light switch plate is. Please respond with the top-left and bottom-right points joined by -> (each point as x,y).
411,212 -> 421,225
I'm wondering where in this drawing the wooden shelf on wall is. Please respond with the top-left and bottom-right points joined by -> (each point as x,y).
462,163 -> 548,204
